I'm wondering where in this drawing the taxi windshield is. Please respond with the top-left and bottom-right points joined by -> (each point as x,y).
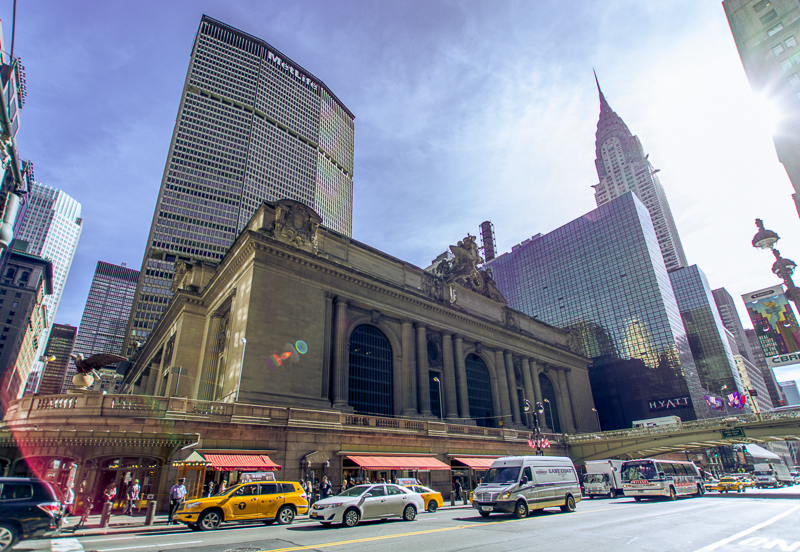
482,466 -> 521,485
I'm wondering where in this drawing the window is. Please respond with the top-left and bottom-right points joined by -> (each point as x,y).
367,485 -> 386,497
788,74 -> 800,86
0,483 -> 34,500
761,9 -> 779,25
773,43 -> 785,56
466,354 -> 495,427
787,36 -> 798,48
781,59 -> 793,72
768,22 -> 784,37
753,0 -> 771,11
348,325 -> 393,416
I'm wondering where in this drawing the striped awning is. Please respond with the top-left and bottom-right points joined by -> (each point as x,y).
204,454 -> 281,472
452,457 -> 497,470
346,456 -> 450,471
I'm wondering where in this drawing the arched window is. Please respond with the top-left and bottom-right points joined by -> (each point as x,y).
4,268 -> 15,280
19,271 -> 29,283
539,373 -> 561,433
465,354 -> 494,427
348,325 -> 393,416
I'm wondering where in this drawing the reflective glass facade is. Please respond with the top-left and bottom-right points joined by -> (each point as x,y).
669,265 -> 745,402
124,16 -> 355,354
487,193 -> 713,430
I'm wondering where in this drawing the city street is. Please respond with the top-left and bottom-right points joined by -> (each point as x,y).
18,496 -> 800,552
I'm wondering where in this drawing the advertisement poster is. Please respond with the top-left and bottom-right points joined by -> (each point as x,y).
742,285 -> 800,368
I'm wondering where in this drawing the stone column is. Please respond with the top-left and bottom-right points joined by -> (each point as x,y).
556,368 -> 576,433
401,320 -> 416,416
493,349 -> 511,427
134,374 -> 146,395
442,333 -> 458,419
332,297 -> 349,408
416,323 -> 432,417
454,335 -> 469,421
531,361 -> 550,432
504,351 -> 521,425
521,358 -> 535,429
145,366 -> 158,396
563,368 -> 579,432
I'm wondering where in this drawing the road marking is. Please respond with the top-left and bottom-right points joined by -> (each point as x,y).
96,541 -> 203,551
692,504 -> 800,552
52,539 -> 85,552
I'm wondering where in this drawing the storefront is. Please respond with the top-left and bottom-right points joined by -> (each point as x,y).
173,450 -> 281,498
341,455 -> 450,488
449,456 -> 498,494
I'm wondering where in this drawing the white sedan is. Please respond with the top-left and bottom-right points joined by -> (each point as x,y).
309,484 -> 424,527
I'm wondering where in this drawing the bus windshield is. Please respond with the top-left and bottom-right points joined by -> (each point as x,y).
482,466 -> 521,485
621,461 -> 657,481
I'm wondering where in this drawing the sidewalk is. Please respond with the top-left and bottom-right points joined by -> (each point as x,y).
58,503 -> 475,538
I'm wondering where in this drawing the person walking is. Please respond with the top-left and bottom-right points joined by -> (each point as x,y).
320,476 -> 332,500
217,480 -> 227,495
125,479 -> 140,516
63,483 -> 75,517
168,478 -> 187,524
204,480 -> 215,497
454,479 -> 462,501
103,483 -> 117,506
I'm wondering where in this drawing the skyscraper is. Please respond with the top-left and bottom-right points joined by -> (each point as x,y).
592,77 -> 687,272
713,287 -> 757,362
724,0 -> 800,217
15,182 -> 82,382
745,327 -> 788,406
486,193 -> 713,430
61,261 -> 139,393
779,380 -> 800,405
33,323 -> 76,396
123,15 -> 355,354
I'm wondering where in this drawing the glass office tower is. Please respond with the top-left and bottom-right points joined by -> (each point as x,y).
124,16 -> 355,354
487,193 -> 713,429
669,266 -> 745,403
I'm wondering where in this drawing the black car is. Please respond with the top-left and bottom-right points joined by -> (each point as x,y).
0,477 -> 63,551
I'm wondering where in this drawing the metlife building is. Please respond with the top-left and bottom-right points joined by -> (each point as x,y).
124,16 -> 355,353
486,193 -> 715,430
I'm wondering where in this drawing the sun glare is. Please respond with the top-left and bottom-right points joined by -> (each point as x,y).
747,92 -> 783,136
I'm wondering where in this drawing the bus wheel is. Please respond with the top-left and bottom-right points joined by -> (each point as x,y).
634,497 -> 642,502
668,487 -> 677,501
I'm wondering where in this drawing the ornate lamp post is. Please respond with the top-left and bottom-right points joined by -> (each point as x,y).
544,398 -> 554,430
751,219 -> 800,308
235,337 -> 246,402
524,399 -> 546,456
432,377 -> 443,421
591,407 -> 601,430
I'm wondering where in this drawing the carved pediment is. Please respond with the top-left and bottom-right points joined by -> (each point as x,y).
272,200 -> 322,253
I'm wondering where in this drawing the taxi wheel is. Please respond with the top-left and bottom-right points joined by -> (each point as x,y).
427,501 -> 438,513
560,494 -> 576,513
343,508 -> 360,528
514,500 -> 528,519
198,510 -> 222,531
402,504 -> 416,521
277,506 -> 295,525
0,523 -> 19,552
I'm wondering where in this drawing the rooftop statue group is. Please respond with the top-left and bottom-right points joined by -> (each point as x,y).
435,234 -> 505,303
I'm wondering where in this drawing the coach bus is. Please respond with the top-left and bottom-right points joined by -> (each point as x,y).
620,458 -> 704,501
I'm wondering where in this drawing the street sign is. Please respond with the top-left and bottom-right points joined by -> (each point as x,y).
720,428 -> 745,438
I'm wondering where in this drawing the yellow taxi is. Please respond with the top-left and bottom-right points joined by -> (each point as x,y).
710,476 -> 747,493
176,481 -> 308,530
403,484 -> 444,512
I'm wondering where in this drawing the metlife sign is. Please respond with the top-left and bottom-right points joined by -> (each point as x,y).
742,285 -> 800,368
266,51 -> 318,92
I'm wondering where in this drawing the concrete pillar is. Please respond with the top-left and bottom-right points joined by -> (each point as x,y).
493,349 -> 511,427
531,361 -> 551,432
401,320 -> 417,416
442,333 -> 458,419
332,297 -> 349,408
556,368 -> 576,433
145,367 -> 158,396
504,351 -> 521,426
454,336 -> 469,421
563,368 -> 579,432
415,323 -> 432,417
521,357 -> 535,429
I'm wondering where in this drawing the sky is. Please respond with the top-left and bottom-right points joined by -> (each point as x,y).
3,0 -> 800,386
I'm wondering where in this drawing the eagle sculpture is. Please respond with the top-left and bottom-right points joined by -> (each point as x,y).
70,353 -> 128,376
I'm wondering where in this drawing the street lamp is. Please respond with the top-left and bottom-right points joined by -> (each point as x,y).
544,398 -> 554,430
432,377 -> 443,421
524,398 -> 546,456
751,219 -> 800,308
591,407 -> 600,430
235,337 -> 246,402
33,355 -> 56,394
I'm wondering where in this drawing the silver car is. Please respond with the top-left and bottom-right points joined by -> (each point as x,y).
309,484 -> 424,527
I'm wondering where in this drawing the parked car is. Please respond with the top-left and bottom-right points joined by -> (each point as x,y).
703,479 -> 719,493
309,483 -> 424,527
402,484 -> 443,512
176,481 -> 308,530
0,477 -> 63,552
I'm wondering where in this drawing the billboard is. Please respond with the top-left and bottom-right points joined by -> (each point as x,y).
742,285 -> 800,368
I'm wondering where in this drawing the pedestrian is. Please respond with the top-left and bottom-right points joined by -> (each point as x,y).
125,479 -> 140,516
320,476 -> 332,499
168,478 -> 187,524
350,478 -> 355,488
218,480 -> 227,495
103,483 -> 117,505
454,479 -> 462,501
63,483 -> 75,517
205,480 -> 215,497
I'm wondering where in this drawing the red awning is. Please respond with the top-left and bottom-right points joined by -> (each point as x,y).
346,456 -> 450,471
453,457 -> 497,470
203,454 -> 281,472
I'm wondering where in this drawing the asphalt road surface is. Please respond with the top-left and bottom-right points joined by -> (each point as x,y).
21,496 -> 800,552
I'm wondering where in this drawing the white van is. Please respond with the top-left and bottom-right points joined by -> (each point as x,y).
472,456 -> 581,518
